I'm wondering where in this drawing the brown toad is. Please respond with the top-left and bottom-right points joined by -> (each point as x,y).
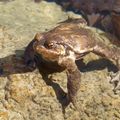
24,18 -> 120,108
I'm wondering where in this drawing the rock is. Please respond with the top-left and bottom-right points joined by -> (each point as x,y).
0,0 -> 120,120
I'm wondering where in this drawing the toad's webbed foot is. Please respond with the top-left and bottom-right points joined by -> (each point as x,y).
110,71 -> 120,93
91,41 -> 120,93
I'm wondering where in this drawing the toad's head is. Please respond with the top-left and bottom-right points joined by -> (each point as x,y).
33,33 -> 66,62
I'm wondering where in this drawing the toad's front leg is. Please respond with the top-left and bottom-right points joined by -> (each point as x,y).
58,52 -> 81,109
92,42 -> 120,92
24,33 -> 44,70
24,39 -> 37,70
67,65 -> 81,109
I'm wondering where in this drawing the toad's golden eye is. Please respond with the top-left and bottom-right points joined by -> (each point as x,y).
44,42 -> 54,49
48,43 -> 54,48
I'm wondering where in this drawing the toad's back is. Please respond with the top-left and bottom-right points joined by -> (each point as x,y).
44,23 -> 96,50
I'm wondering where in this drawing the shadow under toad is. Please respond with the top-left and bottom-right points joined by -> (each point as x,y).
0,49 -> 118,112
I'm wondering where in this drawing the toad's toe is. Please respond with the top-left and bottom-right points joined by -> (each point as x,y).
110,71 -> 120,93
110,71 -> 120,83
114,81 -> 120,91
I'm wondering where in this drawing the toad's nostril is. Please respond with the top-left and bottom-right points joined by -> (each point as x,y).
33,41 -> 41,52
34,33 -> 43,41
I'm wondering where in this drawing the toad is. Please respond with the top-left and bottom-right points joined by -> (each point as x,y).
24,18 -> 120,108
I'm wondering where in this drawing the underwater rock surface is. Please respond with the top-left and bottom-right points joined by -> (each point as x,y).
0,0 -> 120,120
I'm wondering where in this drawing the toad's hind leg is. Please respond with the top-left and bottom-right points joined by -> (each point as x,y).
92,42 -> 120,91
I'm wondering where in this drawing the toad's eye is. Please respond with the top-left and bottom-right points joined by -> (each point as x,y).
48,43 -> 54,48
44,42 -> 54,49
